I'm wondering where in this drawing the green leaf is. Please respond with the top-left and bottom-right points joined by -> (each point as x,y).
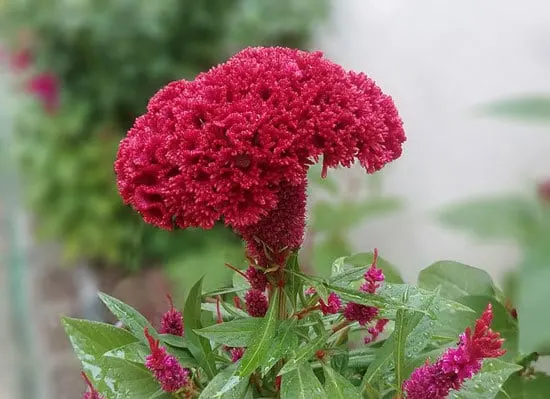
199,366 -> 249,399
418,261 -> 496,300
323,365 -> 361,399
361,290 -> 437,390
103,341 -> 149,364
331,252 -> 404,285
159,334 -> 188,348
184,277 -> 216,379
438,196 -> 537,243
237,289 -> 280,377
481,96 -> 550,123
62,317 -> 145,397
101,357 -> 172,399
286,269 -> 330,302
517,265 -> 550,353
194,318 -> 261,347
448,359 -> 522,399
393,287 -> 411,396
98,292 -> 155,341
496,372 -> 550,399
202,286 -> 246,297
347,347 -> 378,369
285,252 -> 302,309
260,320 -> 300,376
325,284 -> 401,311
281,362 -> 327,399
278,330 -> 328,376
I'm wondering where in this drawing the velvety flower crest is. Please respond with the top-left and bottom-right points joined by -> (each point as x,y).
245,266 -> 268,291
403,304 -> 505,399
160,294 -> 184,336
245,289 -> 269,317
115,46 -> 405,265
144,328 -> 190,393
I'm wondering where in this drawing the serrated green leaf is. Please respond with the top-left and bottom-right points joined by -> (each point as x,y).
62,317 -> 141,397
347,347 -> 378,369
184,277 -> 216,379
481,96 -> 550,123
361,290 -> 437,390
322,365 -> 361,398
260,320 -> 300,376
237,289 -> 280,377
286,269 -> 329,302
448,359 -> 522,399
103,341 -> 149,364
418,261 -> 495,300
281,362 -> 327,399
393,287 -> 410,396
101,356 -> 172,399
331,252 -> 404,285
199,365 -> 249,399
202,286 -> 246,297
278,330 -> 327,376
325,284 -> 401,311
194,318 -> 261,347
98,292 -> 155,341
285,252 -> 302,309
159,334 -> 188,348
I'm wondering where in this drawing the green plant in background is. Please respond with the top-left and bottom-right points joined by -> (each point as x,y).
0,0 -> 327,270
438,95 -> 550,394
302,165 -> 402,277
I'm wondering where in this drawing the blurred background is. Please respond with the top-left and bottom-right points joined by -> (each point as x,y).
1,0 -> 549,398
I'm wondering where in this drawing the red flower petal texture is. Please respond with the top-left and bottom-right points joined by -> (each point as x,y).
403,304 -> 505,399
144,328 -> 190,393
245,288 -> 269,317
245,266 -> 268,291
230,347 -> 245,363
319,292 -> 342,315
115,47 -> 405,265
160,294 -> 184,336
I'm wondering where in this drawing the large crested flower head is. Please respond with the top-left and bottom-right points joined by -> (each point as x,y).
115,47 -> 405,263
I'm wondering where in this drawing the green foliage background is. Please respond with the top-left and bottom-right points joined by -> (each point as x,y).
438,95 -> 550,356
0,0 -> 327,271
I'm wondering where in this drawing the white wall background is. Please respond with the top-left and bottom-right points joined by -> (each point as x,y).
315,0 -> 550,282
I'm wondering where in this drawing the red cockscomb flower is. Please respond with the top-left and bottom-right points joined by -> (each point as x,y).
115,47 -> 405,266
403,304 -> 505,399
